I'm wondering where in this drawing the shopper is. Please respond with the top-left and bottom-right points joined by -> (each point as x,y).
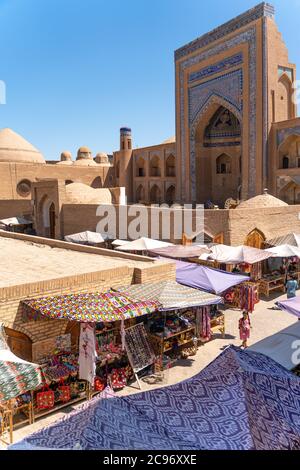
286,275 -> 298,299
239,311 -> 251,349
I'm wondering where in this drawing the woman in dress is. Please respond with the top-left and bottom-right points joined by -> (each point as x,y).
239,311 -> 251,349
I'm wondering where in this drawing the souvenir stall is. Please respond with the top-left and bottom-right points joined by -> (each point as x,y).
262,244 -> 300,296
116,280 -> 223,370
203,244 -> 272,281
0,324 -> 42,444
22,290 -> 160,407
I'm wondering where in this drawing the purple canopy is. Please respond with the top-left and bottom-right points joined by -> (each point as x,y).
277,296 -> 300,318
175,260 -> 249,294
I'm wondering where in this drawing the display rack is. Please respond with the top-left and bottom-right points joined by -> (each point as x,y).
259,275 -> 286,297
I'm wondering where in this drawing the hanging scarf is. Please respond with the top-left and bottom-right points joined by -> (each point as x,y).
79,323 -> 97,385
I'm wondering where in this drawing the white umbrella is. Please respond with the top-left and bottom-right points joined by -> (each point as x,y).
116,237 -> 173,252
65,231 -> 108,245
206,244 -> 272,264
265,244 -> 300,258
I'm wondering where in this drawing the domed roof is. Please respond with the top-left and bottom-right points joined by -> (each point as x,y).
95,152 -> 109,164
238,191 -> 288,209
57,150 -> 73,165
0,128 -> 45,164
77,146 -> 91,154
65,183 -> 112,204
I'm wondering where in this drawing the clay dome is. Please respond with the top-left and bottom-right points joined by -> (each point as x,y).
65,182 -> 112,204
95,152 -> 109,164
0,128 -> 45,164
60,151 -> 72,161
238,191 -> 288,209
75,146 -> 95,165
56,150 -> 73,165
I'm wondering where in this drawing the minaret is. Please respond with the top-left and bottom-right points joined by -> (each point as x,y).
118,127 -> 133,202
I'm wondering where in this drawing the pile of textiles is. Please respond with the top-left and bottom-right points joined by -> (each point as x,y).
223,283 -> 258,312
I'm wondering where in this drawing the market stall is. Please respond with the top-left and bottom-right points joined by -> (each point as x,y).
116,280 -> 223,368
0,324 -> 42,444
202,244 -> 273,281
263,244 -> 300,296
0,216 -> 33,234
22,290 -> 160,411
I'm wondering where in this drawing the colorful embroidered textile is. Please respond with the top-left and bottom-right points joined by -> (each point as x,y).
117,280 -> 222,311
9,346 -> 300,450
196,307 -> 211,341
22,291 -> 160,322
0,324 -> 42,402
79,323 -> 97,385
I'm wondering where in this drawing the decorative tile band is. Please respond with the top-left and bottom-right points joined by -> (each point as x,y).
188,53 -> 243,83
175,2 -> 274,60
188,69 -> 243,124
203,141 -> 241,148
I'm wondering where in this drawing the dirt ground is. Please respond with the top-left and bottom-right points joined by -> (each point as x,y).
1,290 -> 297,449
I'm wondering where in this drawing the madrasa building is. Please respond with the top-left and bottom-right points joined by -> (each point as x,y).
1,2 -> 300,246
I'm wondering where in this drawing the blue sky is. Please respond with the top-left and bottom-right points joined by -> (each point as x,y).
0,0 -> 299,160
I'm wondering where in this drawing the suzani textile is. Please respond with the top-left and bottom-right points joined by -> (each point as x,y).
0,324 -> 42,402
10,346 -> 300,450
22,291 -> 160,323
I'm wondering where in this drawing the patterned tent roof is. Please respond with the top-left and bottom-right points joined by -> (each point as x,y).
116,280 -> 222,311
0,324 -> 42,402
22,290 -> 160,323
10,346 -> 300,450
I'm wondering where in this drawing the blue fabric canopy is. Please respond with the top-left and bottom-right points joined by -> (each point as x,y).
10,346 -> 300,450
175,260 -> 249,294
277,296 -> 300,318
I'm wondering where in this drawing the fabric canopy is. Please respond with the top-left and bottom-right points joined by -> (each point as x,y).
265,244 -> 300,258
116,237 -> 173,252
250,322 -> 300,370
148,244 -> 210,259
277,296 -> 300,318
10,346 -> 300,450
22,290 -> 160,323
175,260 -> 249,294
116,280 -> 222,311
0,216 -> 32,227
0,324 -> 42,402
266,232 -> 300,248
64,231 -> 108,245
207,244 -> 272,264
111,239 -> 129,246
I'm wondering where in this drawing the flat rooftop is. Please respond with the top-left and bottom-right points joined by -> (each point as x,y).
0,235 -> 158,288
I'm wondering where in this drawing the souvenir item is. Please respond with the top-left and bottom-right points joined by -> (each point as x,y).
36,384 -> 55,410
58,379 -> 71,402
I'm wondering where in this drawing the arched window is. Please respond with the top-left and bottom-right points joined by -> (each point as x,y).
150,155 -> 161,177
216,154 -> 232,174
65,180 -> 74,185
244,229 -> 266,249
136,157 -> 146,177
282,156 -> 289,169
136,185 -> 145,203
166,185 -> 175,205
165,154 -> 176,177
150,184 -> 161,204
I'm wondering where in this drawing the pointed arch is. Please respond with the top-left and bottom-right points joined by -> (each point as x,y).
165,185 -> 176,205
150,155 -> 161,177
150,184 -> 161,204
244,228 -> 266,249
165,154 -> 176,177
136,184 -> 145,203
